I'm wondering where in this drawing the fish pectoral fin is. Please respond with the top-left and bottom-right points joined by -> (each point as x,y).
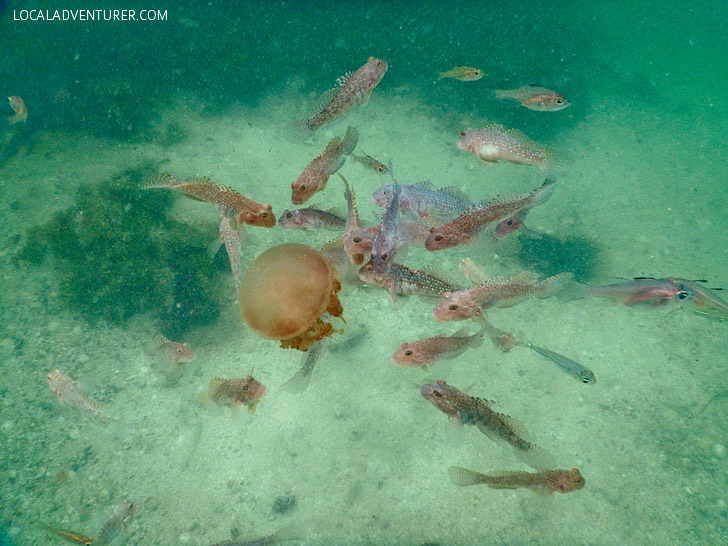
479,158 -> 497,165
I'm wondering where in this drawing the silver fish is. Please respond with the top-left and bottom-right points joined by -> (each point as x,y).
516,340 -> 596,384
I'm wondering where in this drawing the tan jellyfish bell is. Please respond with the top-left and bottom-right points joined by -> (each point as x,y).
239,243 -> 343,351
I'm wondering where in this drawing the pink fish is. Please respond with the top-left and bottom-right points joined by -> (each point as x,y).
432,272 -> 573,322
291,57 -> 388,139
457,125 -> 569,179
391,328 -> 484,369
425,180 -> 555,251
157,335 -> 196,364
201,376 -> 267,412
291,126 -> 358,205
494,85 -> 570,111
142,174 -> 275,228
7,96 -> 27,124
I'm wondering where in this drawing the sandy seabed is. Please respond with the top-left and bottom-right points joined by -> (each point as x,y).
0,87 -> 726,546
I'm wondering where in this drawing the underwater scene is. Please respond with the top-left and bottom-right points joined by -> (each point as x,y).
1,1 -> 727,545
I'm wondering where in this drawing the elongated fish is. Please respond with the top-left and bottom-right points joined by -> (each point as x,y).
421,380 -> 555,470
391,327 -> 484,369
516,339 -> 596,384
291,57 -> 387,140
425,180 -> 556,251
142,174 -> 275,228
448,466 -> 584,494
96,499 -> 139,546
358,262 -> 463,301
291,126 -> 359,205
432,271 -> 573,322
370,180 -> 402,274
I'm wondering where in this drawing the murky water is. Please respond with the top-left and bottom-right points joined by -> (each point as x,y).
1,2 -> 726,545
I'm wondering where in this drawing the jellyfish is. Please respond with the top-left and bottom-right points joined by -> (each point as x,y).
239,243 -> 343,351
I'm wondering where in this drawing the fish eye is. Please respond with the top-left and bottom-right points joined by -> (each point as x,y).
434,235 -> 443,242
353,237 -> 361,243
506,219 -> 514,226
432,390 -> 443,398
555,98 -> 564,104
381,253 -> 388,261
285,212 -> 293,218
676,291 -> 689,300
260,212 -> 268,218
300,185 -> 306,191
404,350 -> 413,356
460,130 -> 466,137
582,376 -> 591,383
448,304 -> 459,311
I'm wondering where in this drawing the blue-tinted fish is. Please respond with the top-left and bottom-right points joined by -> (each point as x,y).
370,181 -> 402,274
372,181 -> 474,222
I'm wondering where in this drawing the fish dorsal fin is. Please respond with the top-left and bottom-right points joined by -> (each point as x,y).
498,412 -> 531,442
415,180 -> 433,189
420,265 -> 460,289
321,236 -> 344,251
437,185 -> 470,202
504,127 -> 540,149
306,202 -> 324,211
452,326 -> 471,338
336,71 -> 354,88
508,271 -> 540,285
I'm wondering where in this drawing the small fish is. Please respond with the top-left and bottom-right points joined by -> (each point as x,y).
391,327 -> 484,369
358,262 -> 463,301
516,339 -> 596,384
338,174 -> 374,265
291,126 -> 359,205
278,206 -> 346,231
157,335 -> 196,365
283,338 -> 327,394
142,174 -> 275,228
47,369 -> 114,428
432,271 -> 573,322
457,125 -> 569,179
352,152 -> 388,173
421,380 -> 555,470
208,526 -> 300,546
7,96 -> 27,124
370,180 -> 402,274
372,181 -> 474,222
201,376 -> 267,412
494,85 -> 570,111
448,466 -> 585,494
290,57 -> 388,140
439,66 -> 484,81
96,499 -> 139,546
425,180 -> 556,251
587,277 -> 693,307
42,524 -> 94,545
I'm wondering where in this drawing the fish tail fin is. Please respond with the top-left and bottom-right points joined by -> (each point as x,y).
514,442 -> 556,471
542,149 -> 571,180
530,178 -> 558,207
341,125 -> 359,155
287,117 -> 315,142
535,272 -> 575,299
448,466 -> 488,486
103,416 -> 132,441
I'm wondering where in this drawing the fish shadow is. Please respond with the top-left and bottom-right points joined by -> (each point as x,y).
515,234 -> 600,283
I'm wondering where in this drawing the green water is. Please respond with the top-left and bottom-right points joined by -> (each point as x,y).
1,1 -> 726,545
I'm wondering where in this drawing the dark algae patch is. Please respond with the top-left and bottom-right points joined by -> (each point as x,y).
18,167 -> 219,337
